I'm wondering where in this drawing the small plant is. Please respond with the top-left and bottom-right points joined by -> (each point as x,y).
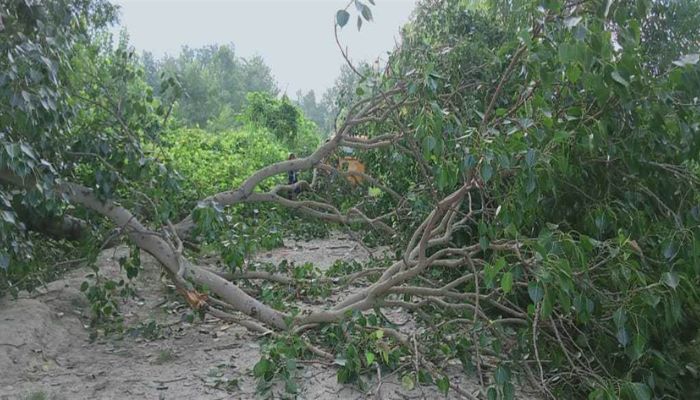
259,284 -> 292,311
283,216 -> 331,241
253,334 -> 306,396
125,319 -> 167,341
153,349 -> 177,365
247,260 -> 331,307
325,259 -> 364,277
325,312 -> 406,385
203,362 -> 239,393
23,391 -> 47,400
80,278 -> 124,337
220,213 -> 284,270
80,246 -> 142,337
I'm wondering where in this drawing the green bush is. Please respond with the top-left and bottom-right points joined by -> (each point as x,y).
160,127 -> 288,208
239,92 -> 321,155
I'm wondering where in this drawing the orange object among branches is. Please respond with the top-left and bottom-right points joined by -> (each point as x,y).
339,156 -> 365,185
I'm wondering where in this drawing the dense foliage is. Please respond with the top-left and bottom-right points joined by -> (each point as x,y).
238,92 -> 321,153
293,89 -> 329,135
293,64 -> 366,136
160,128 -> 287,208
142,44 -> 279,129
338,0 -> 700,397
141,43 -> 338,137
1,0 -> 699,399
0,1 -> 321,294
0,0 -> 162,286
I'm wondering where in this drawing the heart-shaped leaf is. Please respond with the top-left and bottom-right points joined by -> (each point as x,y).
661,271 -> 680,289
336,10 -> 350,27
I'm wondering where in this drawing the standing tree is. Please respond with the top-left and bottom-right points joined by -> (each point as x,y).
294,89 -> 330,135
145,44 -> 279,128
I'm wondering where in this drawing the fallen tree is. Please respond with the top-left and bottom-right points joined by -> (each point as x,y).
2,0 -> 700,399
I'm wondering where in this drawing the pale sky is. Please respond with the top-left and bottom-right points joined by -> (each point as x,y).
112,0 -> 418,96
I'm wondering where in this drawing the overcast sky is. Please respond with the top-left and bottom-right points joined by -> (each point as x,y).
112,0 -> 418,96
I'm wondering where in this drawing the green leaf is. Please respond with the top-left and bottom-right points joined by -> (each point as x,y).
401,374 -> 415,390
661,271 -> 680,289
503,382 -> 515,400
487,387 -> 497,400
102,304 -> 113,316
365,351 -> 375,365
672,53 -> 699,67
333,358 -> 347,366
494,365 -> 510,385
1,210 -> 15,224
525,173 -> 536,194
285,378 -> 298,394
417,370 -> 433,385
481,163 -> 493,182
0,253 -> 8,271
336,368 -> 349,383
613,308 -> 627,328
463,153 -> 476,170
381,349 -> 389,364
611,71 -> 629,87
543,0 -> 562,11
336,10 -> 350,27
617,326 -> 630,347
525,148 -> 537,167
423,135 -> 437,156
558,43 -> 575,63
690,205 -> 700,222
479,236 -> 490,251
630,334 -> 646,361
437,167 -> 451,189
501,272 -> 513,294
436,376 -> 450,394
628,382 -> 651,400
542,290 -> 553,318
368,187 -> 382,197
642,292 -> 661,307
360,3 -> 373,21
566,64 -> 582,83
564,16 -> 582,28
4,143 -> 17,158
20,143 -> 36,159
253,358 -> 271,378
663,242 -> 677,260
528,282 -> 544,303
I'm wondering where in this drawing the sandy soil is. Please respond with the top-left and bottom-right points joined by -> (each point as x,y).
252,233 -> 393,269
0,235 -> 540,400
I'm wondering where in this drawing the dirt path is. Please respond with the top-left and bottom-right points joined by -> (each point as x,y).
0,235 -> 539,400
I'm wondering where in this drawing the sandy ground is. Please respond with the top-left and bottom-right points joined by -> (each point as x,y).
0,234 -> 540,400
252,233 -> 393,269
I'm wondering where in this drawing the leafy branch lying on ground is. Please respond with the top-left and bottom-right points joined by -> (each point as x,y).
1,0 -> 700,399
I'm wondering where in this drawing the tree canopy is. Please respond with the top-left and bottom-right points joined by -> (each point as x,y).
142,44 -> 279,129
1,0 -> 699,398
